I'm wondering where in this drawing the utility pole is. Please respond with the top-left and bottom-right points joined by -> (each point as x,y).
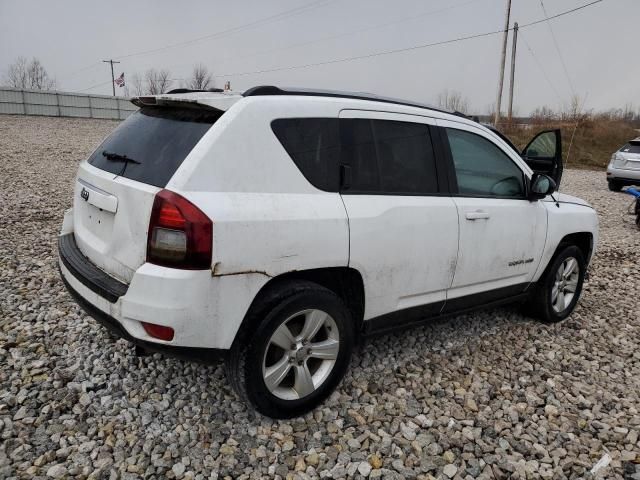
494,0 -> 512,127
103,59 -> 120,96
507,22 -> 519,125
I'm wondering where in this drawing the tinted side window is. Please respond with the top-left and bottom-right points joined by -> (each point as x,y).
340,119 -> 378,191
445,128 -> 525,198
271,118 -> 340,191
341,118 -> 438,194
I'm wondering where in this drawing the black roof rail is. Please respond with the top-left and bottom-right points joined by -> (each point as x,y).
166,88 -> 225,94
243,85 -> 476,121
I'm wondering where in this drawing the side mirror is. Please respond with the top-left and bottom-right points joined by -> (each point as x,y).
528,173 -> 556,201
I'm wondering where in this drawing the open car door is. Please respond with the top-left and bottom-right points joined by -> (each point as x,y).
521,129 -> 562,189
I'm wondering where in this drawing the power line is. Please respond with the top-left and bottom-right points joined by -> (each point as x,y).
215,29 -> 504,78
67,62 -> 103,78
211,0 -> 604,79
113,0 -> 335,61
219,0 -> 483,65
519,31 -> 563,104
78,79 -> 113,92
68,0 -> 334,80
538,0 -> 576,96
79,77 -> 186,93
77,0 -> 604,93
162,0 -> 483,88
517,0 -> 603,29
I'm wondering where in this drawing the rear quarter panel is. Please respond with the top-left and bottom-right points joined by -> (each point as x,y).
169,97 -> 350,277
165,97 -> 350,343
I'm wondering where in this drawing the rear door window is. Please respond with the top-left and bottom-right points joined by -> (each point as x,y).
271,118 -> 340,191
88,106 -> 221,188
341,118 -> 439,195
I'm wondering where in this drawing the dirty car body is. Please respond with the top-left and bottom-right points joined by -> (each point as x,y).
58,86 -> 599,417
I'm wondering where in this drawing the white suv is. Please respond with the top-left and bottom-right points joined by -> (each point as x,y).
607,137 -> 640,191
58,86 -> 598,417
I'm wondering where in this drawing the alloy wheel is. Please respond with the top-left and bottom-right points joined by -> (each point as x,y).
551,257 -> 580,313
262,309 -> 340,400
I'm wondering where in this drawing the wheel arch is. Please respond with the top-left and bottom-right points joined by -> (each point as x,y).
557,231 -> 594,265
231,267 -> 366,348
537,231 -> 594,282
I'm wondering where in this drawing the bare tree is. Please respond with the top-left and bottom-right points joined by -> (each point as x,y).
437,89 -> 469,114
561,94 -> 589,122
3,56 -> 56,90
155,69 -> 172,94
131,73 -> 145,96
531,106 -> 557,124
4,56 -> 28,88
188,64 -> 213,90
622,103 -> 636,122
27,58 -> 56,90
144,68 -> 172,94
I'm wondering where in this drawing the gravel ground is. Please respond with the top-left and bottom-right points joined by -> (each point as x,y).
1,114 -> 639,480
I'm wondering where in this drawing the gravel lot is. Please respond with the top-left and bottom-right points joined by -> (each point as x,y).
1,114 -> 639,480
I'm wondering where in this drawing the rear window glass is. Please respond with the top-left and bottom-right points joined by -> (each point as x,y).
271,118 -> 340,191
621,142 -> 640,154
87,106 -> 221,187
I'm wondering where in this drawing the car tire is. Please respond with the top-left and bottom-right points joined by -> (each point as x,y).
608,180 -> 622,192
526,245 -> 586,323
225,281 -> 354,418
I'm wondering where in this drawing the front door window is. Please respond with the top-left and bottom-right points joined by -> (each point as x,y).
445,128 -> 525,198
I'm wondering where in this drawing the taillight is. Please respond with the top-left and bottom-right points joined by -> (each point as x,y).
147,189 -> 212,269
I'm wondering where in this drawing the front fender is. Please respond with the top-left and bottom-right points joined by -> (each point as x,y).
533,202 -> 598,282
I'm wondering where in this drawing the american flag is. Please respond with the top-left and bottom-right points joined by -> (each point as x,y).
114,72 -> 125,87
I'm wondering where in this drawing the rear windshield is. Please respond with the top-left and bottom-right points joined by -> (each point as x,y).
620,142 -> 640,154
87,106 -> 221,187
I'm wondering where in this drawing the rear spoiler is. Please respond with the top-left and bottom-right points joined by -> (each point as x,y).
131,95 -> 238,112
131,96 -> 212,109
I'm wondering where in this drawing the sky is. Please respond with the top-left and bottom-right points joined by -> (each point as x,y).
0,0 -> 638,115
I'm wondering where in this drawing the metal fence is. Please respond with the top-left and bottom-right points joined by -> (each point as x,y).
0,87 -> 137,120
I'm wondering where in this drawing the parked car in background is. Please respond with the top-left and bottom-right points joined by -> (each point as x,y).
58,86 -> 599,417
607,138 -> 640,191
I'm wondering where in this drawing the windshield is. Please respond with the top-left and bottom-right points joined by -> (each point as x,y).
87,106 -> 222,187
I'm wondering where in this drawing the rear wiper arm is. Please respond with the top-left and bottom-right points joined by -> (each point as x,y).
102,150 -> 141,164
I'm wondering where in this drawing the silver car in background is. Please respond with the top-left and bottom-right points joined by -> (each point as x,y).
607,137 -> 640,191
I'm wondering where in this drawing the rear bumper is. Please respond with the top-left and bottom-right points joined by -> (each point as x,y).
607,166 -> 640,184
59,233 -> 128,303
57,233 -> 231,358
59,267 -> 225,364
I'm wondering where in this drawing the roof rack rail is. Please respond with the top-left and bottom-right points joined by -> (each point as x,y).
242,85 -> 475,121
166,88 -> 225,94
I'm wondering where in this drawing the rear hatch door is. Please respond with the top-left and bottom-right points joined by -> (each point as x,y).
619,141 -> 640,170
73,105 -> 222,283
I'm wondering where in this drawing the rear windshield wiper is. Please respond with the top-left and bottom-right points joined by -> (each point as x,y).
102,150 -> 141,164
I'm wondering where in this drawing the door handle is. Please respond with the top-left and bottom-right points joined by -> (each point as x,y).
465,210 -> 490,220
